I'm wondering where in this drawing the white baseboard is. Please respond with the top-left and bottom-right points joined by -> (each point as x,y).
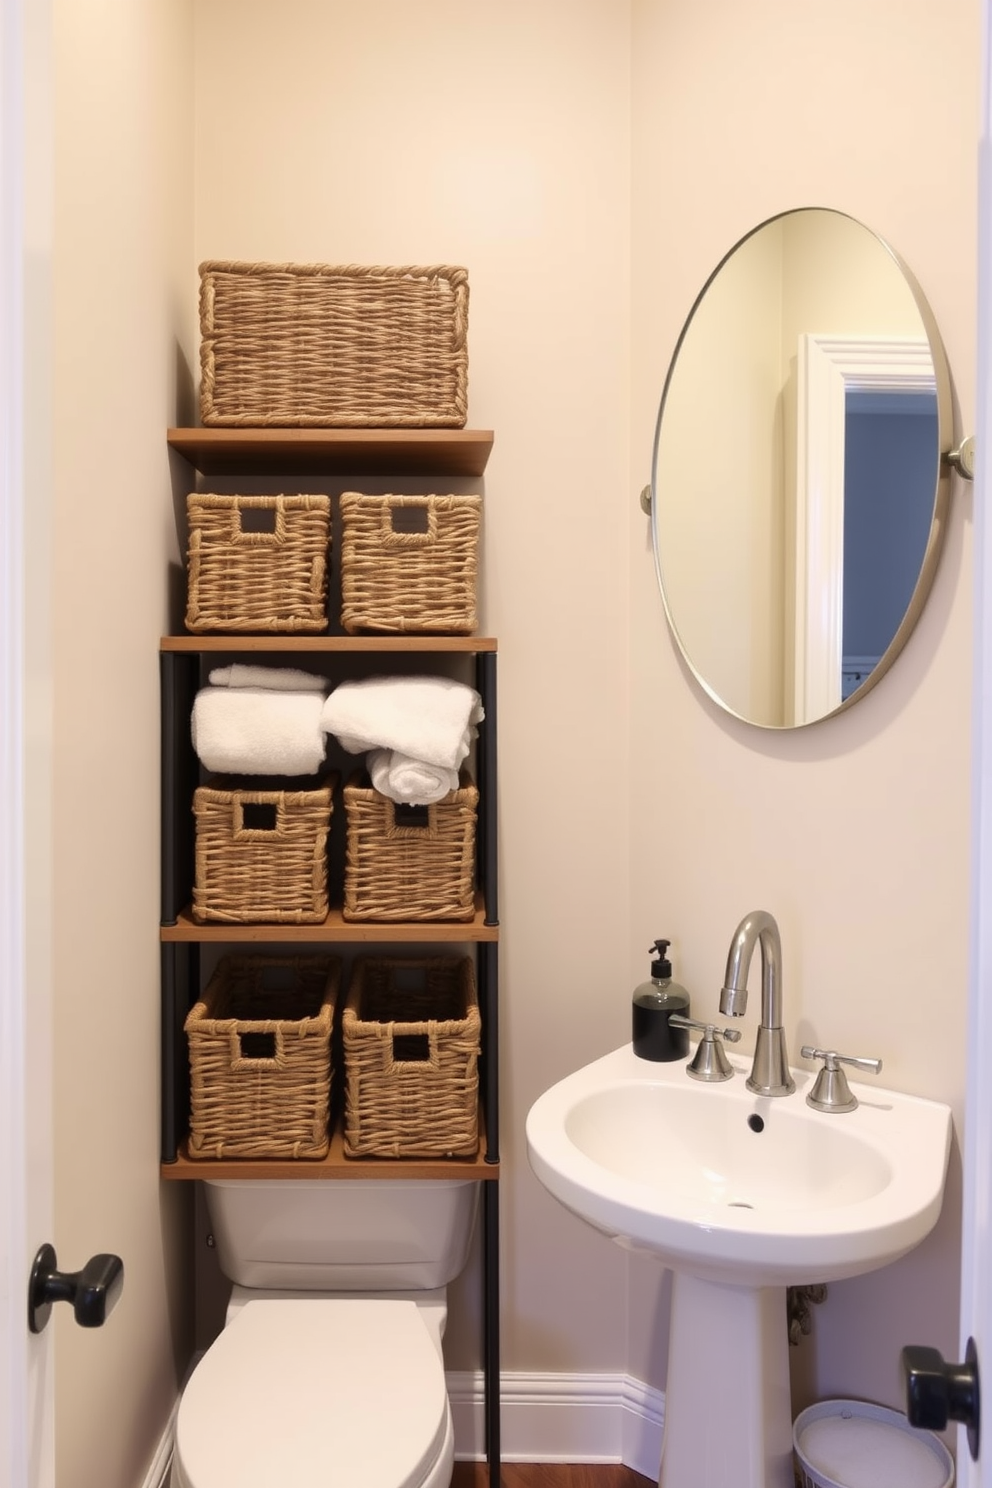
141,1371 -> 665,1485
448,1370 -> 664,1480
137,1396 -> 178,1488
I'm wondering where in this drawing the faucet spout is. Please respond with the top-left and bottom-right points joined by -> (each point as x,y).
719,910 -> 795,1097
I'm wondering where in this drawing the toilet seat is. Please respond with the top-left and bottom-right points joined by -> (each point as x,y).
173,1298 -> 451,1488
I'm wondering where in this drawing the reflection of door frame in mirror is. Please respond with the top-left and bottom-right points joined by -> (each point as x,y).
794,334 -> 936,723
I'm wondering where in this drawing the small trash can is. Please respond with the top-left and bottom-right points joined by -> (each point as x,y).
794,1400 -> 954,1488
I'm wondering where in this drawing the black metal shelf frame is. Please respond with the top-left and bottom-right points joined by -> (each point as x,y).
159,639 -> 501,1482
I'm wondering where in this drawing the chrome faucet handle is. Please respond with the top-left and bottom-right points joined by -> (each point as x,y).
801,1046 -> 883,1114
670,1015 -> 742,1083
670,1014 -> 742,1043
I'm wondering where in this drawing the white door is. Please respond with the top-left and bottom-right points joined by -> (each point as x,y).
0,0 -> 55,1483
942,6 -> 992,1483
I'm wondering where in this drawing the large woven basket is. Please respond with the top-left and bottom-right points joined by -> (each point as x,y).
192,775 -> 336,924
342,771 -> 477,922
339,492 -> 481,635
342,956 -> 480,1158
185,493 -> 330,634
186,954 -> 340,1160
199,261 -> 469,428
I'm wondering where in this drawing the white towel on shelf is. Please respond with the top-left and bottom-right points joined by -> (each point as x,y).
192,687 -> 328,776
208,664 -> 328,693
321,676 -> 483,769
367,748 -> 459,805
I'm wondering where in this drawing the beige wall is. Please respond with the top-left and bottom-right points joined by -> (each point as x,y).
780,210 -> 927,342
655,222 -> 786,722
191,0 -> 636,1378
50,2 -> 195,1485
189,0 -> 980,1416
631,0 -> 978,1416
39,1 -> 981,1481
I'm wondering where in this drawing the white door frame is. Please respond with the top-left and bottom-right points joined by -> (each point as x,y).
794,332 -> 937,722
958,8 -> 992,1483
1,0 -> 55,1483
1,0 -> 32,1477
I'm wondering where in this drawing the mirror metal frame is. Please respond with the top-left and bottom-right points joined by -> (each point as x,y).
650,208 -> 956,730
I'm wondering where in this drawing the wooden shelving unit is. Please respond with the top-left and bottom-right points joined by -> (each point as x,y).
161,633 -> 497,654
161,1114 -> 498,1182
167,426 -> 494,477
160,636 -> 499,1174
161,426 -> 501,1481
161,897 -> 499,944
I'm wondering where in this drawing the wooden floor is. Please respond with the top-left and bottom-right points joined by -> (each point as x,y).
451,1466 -> 653,1488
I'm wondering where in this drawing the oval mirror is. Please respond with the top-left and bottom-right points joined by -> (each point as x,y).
650,208 -> 954,729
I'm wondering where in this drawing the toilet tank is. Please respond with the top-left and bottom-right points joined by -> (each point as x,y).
203,1178 -> 480,1290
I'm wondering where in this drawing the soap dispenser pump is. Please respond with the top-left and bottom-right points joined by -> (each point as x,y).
632,939 -> 691,1062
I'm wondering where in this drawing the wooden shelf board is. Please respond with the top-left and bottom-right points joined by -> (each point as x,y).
161,634 -> 496,653
160,1118 -> 499,1182
167,427 -> 494,477
161,897 -> 498,943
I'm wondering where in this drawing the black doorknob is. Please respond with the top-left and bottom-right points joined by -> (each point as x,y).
902,1338 -> 980,1461
28,1243 -> 124,1334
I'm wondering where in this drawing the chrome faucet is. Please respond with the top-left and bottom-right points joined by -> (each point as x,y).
719,910 -> 795,1097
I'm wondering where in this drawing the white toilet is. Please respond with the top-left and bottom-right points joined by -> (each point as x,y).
171,1177 -> 480,1488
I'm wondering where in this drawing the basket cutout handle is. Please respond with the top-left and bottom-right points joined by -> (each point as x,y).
392,1032 -> 431,1063
379,495 -> 438,548
232,799 -> 283,837
229,1027 -> 287,1069
229,498 -> 286,546
384,800 -> 438,838
384,1027 -> 440,1071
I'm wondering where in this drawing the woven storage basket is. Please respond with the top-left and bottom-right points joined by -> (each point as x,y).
339,492 -> 481,635
185,954 -> 341,1160
342,956 -> 480,1158
199,261 -> 469,428
192,775 -> 336,924
185,493 -> 330,634
342,770 -> 478,922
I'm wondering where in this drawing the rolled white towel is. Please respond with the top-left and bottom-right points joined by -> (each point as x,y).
209,664 -> 327,693
367,748 -> 458,806
321,676 -> 483,770
192,687 -> 327,776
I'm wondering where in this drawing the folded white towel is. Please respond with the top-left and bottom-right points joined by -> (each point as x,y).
192,687 -> 327,776
209,664 -> 328,693
367,748 -> 459,805
321,676 -> 483,770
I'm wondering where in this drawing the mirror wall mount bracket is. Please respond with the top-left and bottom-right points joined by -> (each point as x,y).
640,483 -> 652,514
947,435 -> 976,481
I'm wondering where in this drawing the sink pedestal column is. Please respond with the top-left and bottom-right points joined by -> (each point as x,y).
659,1272 -> 794,1488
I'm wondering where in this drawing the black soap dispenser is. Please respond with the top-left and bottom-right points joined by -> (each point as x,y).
632,939 -> 691,1061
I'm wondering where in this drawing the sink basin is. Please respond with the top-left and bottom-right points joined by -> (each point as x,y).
526,1042 -> 951,1287
526,1042 -> 953,1488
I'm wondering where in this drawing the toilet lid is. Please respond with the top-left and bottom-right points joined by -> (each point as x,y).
175,1299 -> 449,1488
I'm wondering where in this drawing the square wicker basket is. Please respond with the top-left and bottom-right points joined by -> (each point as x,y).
199,261 -> 469,428
185,493 -> 331,635
192,775 -> 336,925
342,771 -> 478,922
185,954 -> 341,1160
339,492 -> 481,635
342,956 -> 480,1159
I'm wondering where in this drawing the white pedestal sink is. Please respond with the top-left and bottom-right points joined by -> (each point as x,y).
525,1043 -> 952,1488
